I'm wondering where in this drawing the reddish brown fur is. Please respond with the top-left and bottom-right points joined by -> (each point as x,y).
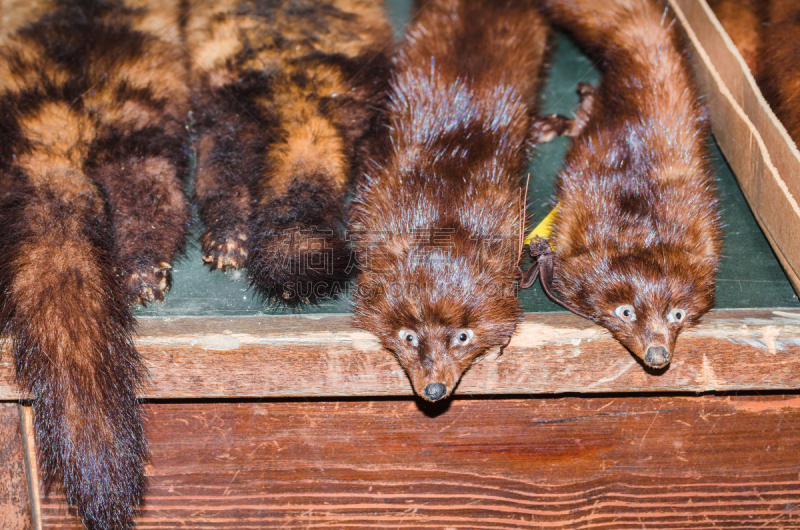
710,0 -> 800,145
707,0 -> 764,74
711,0 -> 800,147
351,0 -> 553,401
758,0 -> 800,145
0,1 -> 189,527
540,0 -> 722,369
186,0 -> 392,305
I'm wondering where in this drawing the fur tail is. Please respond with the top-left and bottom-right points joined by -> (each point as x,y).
0,188 -> 145,529
540,0 -> 677,63
247,175 -> 352,307
246,50 -> 392,307
246,87 -> 354,305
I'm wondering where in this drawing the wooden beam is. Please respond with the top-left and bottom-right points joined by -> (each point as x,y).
38,396 -> 800,528
18,405 -> 41,530
1,309 -> 799,399
0,404 -> 33,530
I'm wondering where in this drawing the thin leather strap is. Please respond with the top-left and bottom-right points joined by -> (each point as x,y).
519,239 -> 593,321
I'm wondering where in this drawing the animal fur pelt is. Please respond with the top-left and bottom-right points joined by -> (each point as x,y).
710,0 -> 800,145
706,0 -> 764,74
0,0 -> 190,527
756,0 -> 800,145
187,0 -> 393,306
350,0 -> 575,402
539,0 -> 722,369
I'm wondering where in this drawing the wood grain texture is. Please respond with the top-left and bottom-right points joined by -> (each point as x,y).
0,404 -> 33,530
18,405 -> 41,530
38,395 -> 800,528
1,309 -> 799,399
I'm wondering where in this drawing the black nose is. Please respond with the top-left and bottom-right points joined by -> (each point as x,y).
423,382 -> 447,401
644,345 -> 670,367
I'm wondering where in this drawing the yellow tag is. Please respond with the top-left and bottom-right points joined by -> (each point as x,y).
524,204 -> 560,246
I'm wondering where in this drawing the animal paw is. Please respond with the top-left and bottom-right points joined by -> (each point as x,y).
126,261 -> 172,306
200,230 -> 248,271
566,83 -> 596,137
529,113 -> 573,144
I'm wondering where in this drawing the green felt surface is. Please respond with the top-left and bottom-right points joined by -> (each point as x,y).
135,4 -> 799,318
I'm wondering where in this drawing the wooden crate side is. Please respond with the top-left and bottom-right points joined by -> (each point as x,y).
39,395 -> 800,528
2,309 -> 798,400
670,0 -> 800,294
0,404 -> 33,530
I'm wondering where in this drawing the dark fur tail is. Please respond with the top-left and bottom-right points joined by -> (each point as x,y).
247,176 -> 352,306
243,49 -> 393,307
0,188 -> 145,529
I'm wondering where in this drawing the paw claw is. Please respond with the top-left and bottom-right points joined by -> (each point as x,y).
200,229 -> 248,272
125,261 -> 173,306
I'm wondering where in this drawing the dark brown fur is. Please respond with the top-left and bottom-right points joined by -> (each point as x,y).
540,0 -> 722,369
351,0 -> 555,401
187,0 -> 392,306
0,0 -> 189,527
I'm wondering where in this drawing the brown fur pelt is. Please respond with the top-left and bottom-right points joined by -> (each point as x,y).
540,0 -> 722,369
707,0 -> 764,74
0,0 -> 190,527
710,0 -> 800,145
351,0 -> 563,402
758,0 -> 800,145
186,0 -> 393,306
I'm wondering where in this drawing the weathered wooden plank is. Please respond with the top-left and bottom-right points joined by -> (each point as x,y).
0,404 -> 33,530
18,405 -> 42,530
39,395 -> 800,528
1,309 -> 799,399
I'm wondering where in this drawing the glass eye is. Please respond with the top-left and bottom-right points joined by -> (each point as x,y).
668,308 -> 686,323
398,329 -> 419,347
614,304 -> 636,322
453,329 -> 474,346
